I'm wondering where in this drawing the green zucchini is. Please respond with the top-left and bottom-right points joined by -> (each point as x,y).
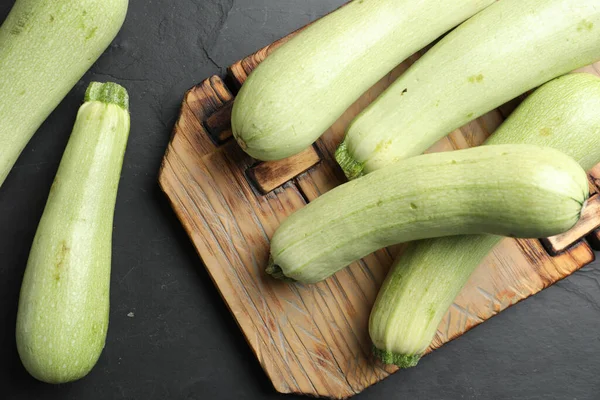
486,73 -> 600,161
231,0 -> 495,161
370,73 -> 600,368
336,0 -> 600,179
16,82 -> 130,384
268,144 -> 588,284
0,0 -> 128,187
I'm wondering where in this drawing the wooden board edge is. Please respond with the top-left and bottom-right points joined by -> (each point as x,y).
157,77 -> 306,398
158,168 -> 297,397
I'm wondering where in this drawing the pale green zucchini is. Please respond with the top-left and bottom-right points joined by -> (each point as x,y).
0,0 -> 128,187
231,0 -> 495,161
337,0 -> 600,179
268,144 -> 588,284
370,73 -> 600,368
16,82 -> 130,384
486,73 -> 600,161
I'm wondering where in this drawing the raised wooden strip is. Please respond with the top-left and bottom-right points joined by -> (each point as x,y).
204,101 -> 233,144
586,164 -> 600,249
541,195 -> 600,255
589,164 -> 600,192
160,12 -> 600,399
248,147 -> 321,194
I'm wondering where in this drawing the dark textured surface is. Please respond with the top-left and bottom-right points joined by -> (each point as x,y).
1,1 -> 599,399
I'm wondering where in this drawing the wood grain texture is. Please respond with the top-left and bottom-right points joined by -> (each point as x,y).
248,147 -> 321,194
159,16 -> 600,399
204,101 -> 233,144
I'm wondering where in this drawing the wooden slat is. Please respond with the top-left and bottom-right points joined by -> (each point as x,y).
588,164 -> 600,192
204,101 -> 233,144
248,147 -> 321,194
585,164 -> 600,249
159,12 -> 600,399
541,195 -> 600,255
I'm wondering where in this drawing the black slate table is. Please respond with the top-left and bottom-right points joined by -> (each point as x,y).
1,1 -> 600,399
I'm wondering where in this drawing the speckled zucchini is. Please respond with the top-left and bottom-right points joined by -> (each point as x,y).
16,82 -> 130,384
0,0 -> 128,187
370,73 -> 600,369
337,0 -> 600,179
231,0 -> 495,161
268,144 -> 588,284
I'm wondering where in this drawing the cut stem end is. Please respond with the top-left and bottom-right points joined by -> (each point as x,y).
85,82 -> 129,111
266,258 -> 297,283
372,346 -> 422,369
335,141 -> 365,180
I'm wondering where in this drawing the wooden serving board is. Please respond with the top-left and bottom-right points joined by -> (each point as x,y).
158,12 -> 600,399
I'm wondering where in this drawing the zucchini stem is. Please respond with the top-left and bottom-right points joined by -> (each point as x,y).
265,258 -> 297,283
372,346 -> 421,369
335,141 -> 365,180
85,82 -> 129,111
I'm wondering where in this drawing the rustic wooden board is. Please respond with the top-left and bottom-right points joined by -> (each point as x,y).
158,15 -> 600,399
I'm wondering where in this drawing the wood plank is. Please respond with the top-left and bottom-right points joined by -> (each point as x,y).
541,195 -> 600,255
247,147 -> 321,194
203,101 -> 233,144
586,164 -> 600,249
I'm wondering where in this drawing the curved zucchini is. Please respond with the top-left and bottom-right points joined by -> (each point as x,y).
371,234 -> 502,368
268,144 -> 588,284
16,82 -> 130,384
231,0 -> 495,161
337,0 -> 600,179
486,73 -> 600,161
0,0 -> 128,187
370,73 -> 600,368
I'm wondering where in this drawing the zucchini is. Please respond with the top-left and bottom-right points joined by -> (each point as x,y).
370,73 -> 600,368
371,235 -> 502,368
231,0 -> 495,161
336,0 -> 600,179
268,144 -> 588,284
486,73 -> 600,161
16,82 -> 130,384
0,0 -> 128,187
